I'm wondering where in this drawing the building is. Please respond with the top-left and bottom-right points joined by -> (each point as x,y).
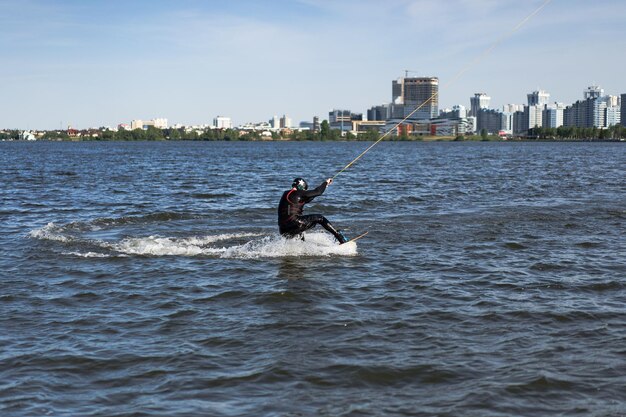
564,99 -> 594,128
502,104 -> 525,113
130,118 -> 168,130
367,104 -> 390,121
313,116 -> 320,133
391,76 -> 439,120
606,105 -> 621,127
513,110 -> 529,135
271,115 -> 280,129
593,99 -> 608,128
384,118 -> 472,137
621,94 -> 626,127
280,114 -> 292,129
470,93 -> 490,117
501,105 -> 524,134
563,87 -> 619,129
329,109 -> 362,132
476,108 -> 503,134
213,116 -> 232,129
440,105 -> 467,119
527,90 -> 550,106
543,103 -> 565,128
584,85 -> 604,100
526,105 -> 544,129
351,120 -> 386,135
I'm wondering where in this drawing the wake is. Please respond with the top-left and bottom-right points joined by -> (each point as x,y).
29,222 -> 358,259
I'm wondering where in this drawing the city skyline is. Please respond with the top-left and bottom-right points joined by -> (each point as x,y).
1,0 -> 625,130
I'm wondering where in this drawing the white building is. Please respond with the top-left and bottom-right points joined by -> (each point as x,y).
130,118 -> 168,130
470,93 -> 490,116
527,105 -> 543,129
543,103 -> 565,128
271,115 -> 280,129
213,116 -> 233,129
503,104 -> 525,113
605,104 -> 621,127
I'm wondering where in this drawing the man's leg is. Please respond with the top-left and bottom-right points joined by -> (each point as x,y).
299,214 -> 348,244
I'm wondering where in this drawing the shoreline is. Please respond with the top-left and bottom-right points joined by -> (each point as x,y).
2,137 -> 624,143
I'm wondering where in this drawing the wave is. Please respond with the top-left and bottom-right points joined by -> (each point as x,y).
28,222 -> 74,242
189,192 -> 235,199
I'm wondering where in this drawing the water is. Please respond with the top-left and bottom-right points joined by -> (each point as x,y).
1,140 -> 625,416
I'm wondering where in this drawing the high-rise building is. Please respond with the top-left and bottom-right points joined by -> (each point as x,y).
470,93 -> 490,117
502,104 -> 524,113
313,116 -> 320,133
513,110 -> 526,135
452,105 -> 467,118
527,90 -> 550,106
476,108 -> 503,134
543,103 -> 565,128
391,76 -> 439,120
621,94 -> 626,127
564,99 -> 595,128
606,105 -> 621,127
367,104 -> 390,121
527,105 -> 544,129
439,105 -> 467,119
280,115 -> 292,129
593,100 -> 608,128
563,86 -> 622,129
214,116 -> 232,129
584,85 -> 604,100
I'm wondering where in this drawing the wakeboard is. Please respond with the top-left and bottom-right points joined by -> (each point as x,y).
340,231 -> 368,245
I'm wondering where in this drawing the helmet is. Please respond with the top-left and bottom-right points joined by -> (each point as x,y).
292,177 -> 308,191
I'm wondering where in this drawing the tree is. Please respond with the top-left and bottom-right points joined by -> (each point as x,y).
362,128 -> 379,142
100,130 -> 115,140
320,120 -> 330,140
480,128 -> 488,140
168,128 -> 182,140
144,126 -> 164,140
130,128 -> 146,141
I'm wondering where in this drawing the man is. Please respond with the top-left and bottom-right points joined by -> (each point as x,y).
277,177 -> 348,244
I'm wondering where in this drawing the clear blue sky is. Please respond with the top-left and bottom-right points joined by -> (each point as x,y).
1,0 -> 625,129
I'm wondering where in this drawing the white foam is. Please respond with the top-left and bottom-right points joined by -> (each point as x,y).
220,232 -> 358,259
63,251 -> 122,258
112,233 -> 262,256
29,223 -> 73,242
29,223 -> 357,259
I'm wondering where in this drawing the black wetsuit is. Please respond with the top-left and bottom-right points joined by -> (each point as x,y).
277,181 -> 346,243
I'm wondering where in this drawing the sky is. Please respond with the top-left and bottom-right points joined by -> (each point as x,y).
1,0 -> 625,130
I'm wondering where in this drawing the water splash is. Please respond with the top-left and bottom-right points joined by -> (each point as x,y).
29,222 -> 357,258
219,232 -> 358,259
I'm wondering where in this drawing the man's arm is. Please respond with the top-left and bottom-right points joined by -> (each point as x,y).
301,178 -> 332,199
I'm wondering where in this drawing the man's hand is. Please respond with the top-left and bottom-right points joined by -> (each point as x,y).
326,178 -> 333,186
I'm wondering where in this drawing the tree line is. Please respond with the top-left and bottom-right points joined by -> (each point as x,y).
3,122 -> 625,142
527,124 -> 626,140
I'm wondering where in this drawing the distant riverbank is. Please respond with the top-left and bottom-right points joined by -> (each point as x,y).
3,122 -> 625,142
